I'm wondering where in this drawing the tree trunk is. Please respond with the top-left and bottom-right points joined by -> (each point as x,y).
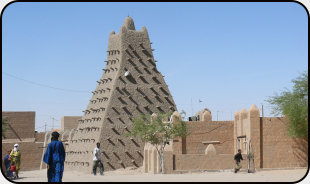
248,158 -> 250,172
157,148 -> 163,174
159,150 -> 164,174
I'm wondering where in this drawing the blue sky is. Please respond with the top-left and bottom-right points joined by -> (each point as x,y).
2,2 -> 308,132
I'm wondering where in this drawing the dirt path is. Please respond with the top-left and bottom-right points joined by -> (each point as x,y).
1,167 -> 308,182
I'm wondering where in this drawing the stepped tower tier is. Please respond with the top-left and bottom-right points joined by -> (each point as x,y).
65,17 -> 177,172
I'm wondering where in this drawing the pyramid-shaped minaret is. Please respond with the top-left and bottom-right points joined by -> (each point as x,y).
65,17 -> 177,172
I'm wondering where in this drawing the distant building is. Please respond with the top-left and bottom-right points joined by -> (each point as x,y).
2,111 -> 44,171
61,116 -> 81,131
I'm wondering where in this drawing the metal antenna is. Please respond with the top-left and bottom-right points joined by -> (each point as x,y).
199,98 -> 203,111
191,98 -> 193,116
50,116 -> 58,131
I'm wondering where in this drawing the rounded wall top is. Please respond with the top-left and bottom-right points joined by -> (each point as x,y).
144,142 -> 151,150
234,111 -> 240,121
234,110 -> 240,120
202,111 -> 212,122
196,108 -> 211,116
241,108 -> 248,119
202,108 -> 211,113
249,104 -> 259,112
205,144 -> 216,156
241,108 -> 247,114
172,111 -> 181,118
122,16 -> 136,30
202,110 -> 211,116
171,111 -> 181,123
146,143 -> 153,151
249,104 -> 260,116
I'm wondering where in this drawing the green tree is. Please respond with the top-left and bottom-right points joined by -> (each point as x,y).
127,111 -> 189,173
180,110 -> 187,121
266,71 -> 308,138
2,117 -> 9,135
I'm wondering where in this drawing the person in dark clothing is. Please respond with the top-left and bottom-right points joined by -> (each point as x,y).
43,131 -> 66,182
234,149 -> 243,173
3,149 -> 12,178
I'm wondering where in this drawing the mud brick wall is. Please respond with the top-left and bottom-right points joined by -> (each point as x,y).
2,112 -> 35,139
174,121 -> 234,155
174,154 -> 247,171
35,132 -> 46,142
234,105 -> 308,169
2,142 -> 44,171
262,117 -> 308,168
234,105 -> 263,169
61,116 -> 81,131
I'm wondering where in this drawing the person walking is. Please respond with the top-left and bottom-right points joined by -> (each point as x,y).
3,149 -> 12,178
43,131 -> 66,182
93,142 -> 104,176
234,149 -> 243,173
10,144 -> 21,178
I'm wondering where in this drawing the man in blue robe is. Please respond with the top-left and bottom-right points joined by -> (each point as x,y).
43,131 -> 65,182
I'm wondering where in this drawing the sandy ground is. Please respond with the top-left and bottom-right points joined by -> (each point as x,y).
1,167 -> 309,183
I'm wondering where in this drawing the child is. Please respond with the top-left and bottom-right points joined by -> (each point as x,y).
10,162 -> 17,179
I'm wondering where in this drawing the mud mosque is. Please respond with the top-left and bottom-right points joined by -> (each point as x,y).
2,17 -> 308,174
